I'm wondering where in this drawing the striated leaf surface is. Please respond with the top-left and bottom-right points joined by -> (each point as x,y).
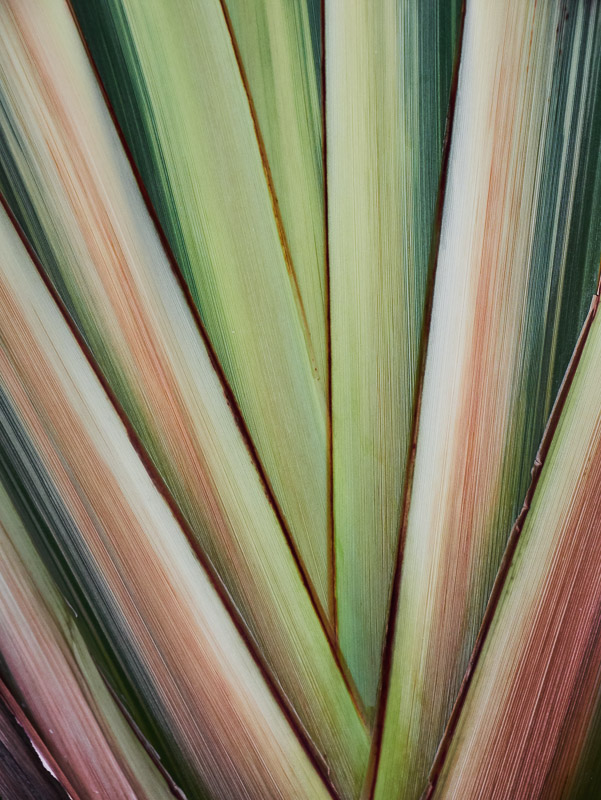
0,481 -> 179,800
0,205 -> 357,800
70,0 -> 330,607
223,0 -> 326,385
375,1 -> 601,796
428,286 -> 601,799
326,0 -> 462,708
0,3 -> 368,793
569,683 -> 601,800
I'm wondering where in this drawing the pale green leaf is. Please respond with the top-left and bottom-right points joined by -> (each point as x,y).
326,0 -> 462,708
224,0 -> 326,386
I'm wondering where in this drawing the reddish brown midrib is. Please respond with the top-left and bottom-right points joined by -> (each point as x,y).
321,0 -> 337,647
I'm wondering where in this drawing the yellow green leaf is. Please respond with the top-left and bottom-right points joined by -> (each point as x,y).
224,0 -> 326,386
70,0 -> 330,607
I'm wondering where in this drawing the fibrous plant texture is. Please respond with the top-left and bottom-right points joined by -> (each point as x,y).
1,1 -> 601,798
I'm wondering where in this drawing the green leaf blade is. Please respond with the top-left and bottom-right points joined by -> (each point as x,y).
71,0 -> 331,610
224,0 -> 327,386
326,0 -> 462,709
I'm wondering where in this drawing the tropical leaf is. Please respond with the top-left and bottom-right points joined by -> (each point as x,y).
373,1 -> 601,796
70,0 -> 330,611
2,0 -> 601,798
0,5 -> 368,794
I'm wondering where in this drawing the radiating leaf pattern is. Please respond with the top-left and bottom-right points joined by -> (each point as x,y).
0,205 -> 340,800
0,6 -> 368,795
1,0 -> 601,798
70,0 -> 330,611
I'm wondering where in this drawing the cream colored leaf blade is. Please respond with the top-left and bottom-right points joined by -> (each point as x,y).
70,0 -> 330,609
375,2 -> 601,797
